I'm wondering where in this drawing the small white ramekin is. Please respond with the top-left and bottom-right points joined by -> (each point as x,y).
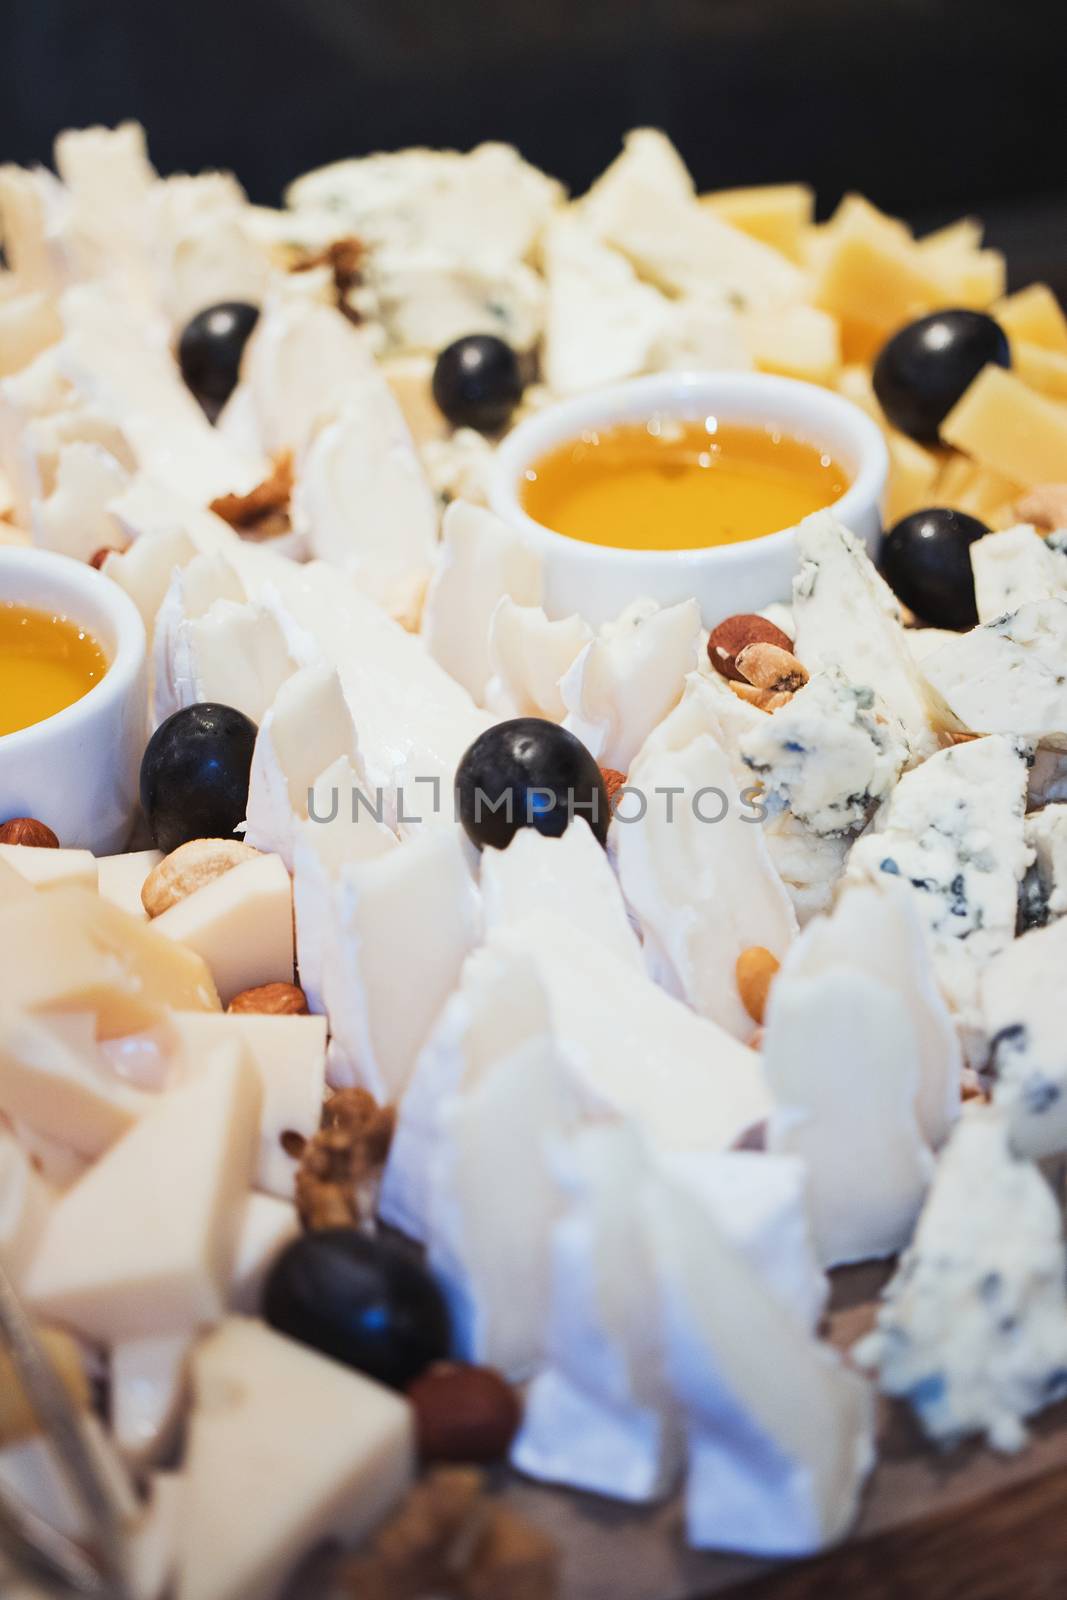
490,371 -> 889,628
0,548 -> 147,854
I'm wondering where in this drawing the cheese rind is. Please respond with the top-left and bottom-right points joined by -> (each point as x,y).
177,1318 -> 414,1600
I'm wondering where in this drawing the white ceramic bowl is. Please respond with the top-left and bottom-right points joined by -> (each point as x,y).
0,548 -> 147,855
490,370 -> 889,628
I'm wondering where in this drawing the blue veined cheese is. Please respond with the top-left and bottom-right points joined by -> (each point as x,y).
847,735 -> 1032,1043
923,600 -> 1067,739
1021,803 -> 1067,927
970,524 -> 1067,624
363,247 -> 546,355
984,916 -> 1067,1159
740,668 -> 909,835
855,1106 -> 1067,1452
791,514 -> 945,758
763,813 -> 851,925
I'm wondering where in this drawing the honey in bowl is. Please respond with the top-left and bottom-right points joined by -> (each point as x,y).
0,602 -> 109,737
521,416 -> 848,551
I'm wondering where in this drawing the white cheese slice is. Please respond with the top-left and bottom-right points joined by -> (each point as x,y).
100,526 -> 199,641
0,842 -> 98,892
292,382 -> 438,618
480,822 -> 642,969
151,853 -> 295,1006
0,856 -> 34,901
167,1012 -> 326,1199
740,668 -> 910,835
154,591 -> 300,728
645,1157 -> 875,1555
319,826 -> 482,1097
0,1127 -> 53,1288
97,849 -> 163,920
984,916 -> 1067,1158
111,1332 -> 190,1468
422,500 -> 542,704
616,730 -> 796,1039
0,287 -> 62,379
645,669 -> 765,790
855,1105 -> 1067,1452
0,163 -> 72,296
847,735 -> 1032,1047
923,600 -> 1067,738
971,524 -> 1067,623
792,512 -> 944,758
0,1009 -> 158,1158
420,425 -> 495,509
561,597 -> 701,770
485,598 -> 593,720
30,437 -> 129,561
906,626 -> 958,662
229,1192 -> 300,1314
25,1043 -> 260,1343
176,1317 -> 414,1600
763,812 -> 852,926
149,172 -> 271,330
1022,803 -> 1067,924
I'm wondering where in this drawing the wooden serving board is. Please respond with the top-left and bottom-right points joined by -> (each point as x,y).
500,1263 -> 1067,1600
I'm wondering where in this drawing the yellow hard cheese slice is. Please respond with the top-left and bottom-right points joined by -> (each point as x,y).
995,283 -> 1067,354
941,366 -> 1067,488
701,183 -> 814,262
814,208 -> 945,335
177,1318 -> 414,1600
744,304 -> 841,386
1012,339 -> 1067,402
25,1043 -> 260,1343
0,888 -> 220,1036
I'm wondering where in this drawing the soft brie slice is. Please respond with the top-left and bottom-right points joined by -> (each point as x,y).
0,1010 -> 158,1158
167,1012 -> 326,1199
0,888 -> 220,1036
25,1043 -> 260,1343
847,735 -> 1032,1048
422,500 -> 542,704
985,916 -> 1067,1159
971,524 -> 1067,623
791,512 -> 944,757
480,823 -> 642,970
111,1332 -> 190,1469
616,731 -> 796,1039
177,1318 -> 414,1600
485,598 -> 593,721
151,854 -> 295,1006
856,1106 -> 1067,1453
923,599 -> 1067,739
645,1160 -> 875,1556
561,597 -> 702,770
0,841 -> 98,892
321,826 -> 482,1097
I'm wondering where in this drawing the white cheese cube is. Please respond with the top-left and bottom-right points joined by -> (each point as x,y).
229,1192 -> 300,1314
0,1009 -> 158,1158
177,1318 -> 414,1600
0,841 -> 98,891
111,1332 -> 190,1468
923,599 -> 1067,738
152,853 -> 294,1006
0,1126 -> 53,1286
855,1106 -> 1067,1452
97,849 -> 163,919
0,856 -> 34,901
25,1044 -> 261,1343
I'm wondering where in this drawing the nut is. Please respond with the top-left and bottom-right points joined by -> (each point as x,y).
0,817 -> 59,848
295,1088 -> 396,1231
407,1363 -> 522,1463
707,613 -> 793,682
599,766 -> 628,807
1015,483 -> 1067,533
228,981 -> 308,1015
210,451 -> 294,530
733,642 -> 809,694
88,545 -> 122,570
727,680 -> 793,713
736,945 -> 780,1025
141,837 -> 260,917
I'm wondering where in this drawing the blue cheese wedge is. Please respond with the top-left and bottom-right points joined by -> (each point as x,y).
1022,803 -> 1067,925
791,513 -> 944,757
740,668 -> 909,835
847,735 -> 1032,1045
984,916 -> 1067,1159
970,524 -> 1067,623
923,600 -> 1067,738
855,1106 -> 1067,1452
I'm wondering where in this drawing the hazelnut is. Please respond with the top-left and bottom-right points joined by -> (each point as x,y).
406,1362 -> 522,1463
88,546 -> 121,570
0,817 -> 59,848
229,981 -> 309,1016
707,614 -> 793,682
599,766 -> 628,807
736,945 -> 781,1025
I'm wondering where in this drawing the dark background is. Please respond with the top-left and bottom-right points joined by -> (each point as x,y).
3,0 -> 1067,291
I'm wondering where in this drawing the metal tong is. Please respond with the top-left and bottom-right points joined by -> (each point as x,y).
0,1253 -> 135,1599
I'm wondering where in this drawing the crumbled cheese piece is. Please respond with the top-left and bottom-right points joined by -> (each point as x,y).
1022,803 -> 1067,925
740,668 -> 909,835
855,1106 -> 1067,1452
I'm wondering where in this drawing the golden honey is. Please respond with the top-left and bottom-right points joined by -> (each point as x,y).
0,602 -> 108,737
521,417 -> 848,551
